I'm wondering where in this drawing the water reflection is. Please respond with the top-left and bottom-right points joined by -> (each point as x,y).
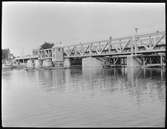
8,67 -> 165,103
125,68 -> 165,104
2,67 -> 165,127
64,67 -> 165,104
37,70 -> 65,92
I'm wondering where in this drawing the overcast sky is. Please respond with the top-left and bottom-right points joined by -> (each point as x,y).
2,2 -> 165,56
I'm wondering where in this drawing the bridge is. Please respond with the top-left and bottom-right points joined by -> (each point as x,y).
15,30 -> 166,68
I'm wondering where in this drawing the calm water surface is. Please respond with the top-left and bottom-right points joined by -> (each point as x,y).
2,67 -> 166,127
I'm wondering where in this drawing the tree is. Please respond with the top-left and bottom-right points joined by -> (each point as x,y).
40,42 -> 54,50
2,48 -> 15,64
2,49 -> 10,60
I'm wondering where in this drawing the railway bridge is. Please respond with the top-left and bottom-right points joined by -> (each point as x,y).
15,30 -> 166,68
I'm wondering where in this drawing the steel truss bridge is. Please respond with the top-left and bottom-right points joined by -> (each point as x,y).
16,31 -> 166,67
63,31 -> 165,58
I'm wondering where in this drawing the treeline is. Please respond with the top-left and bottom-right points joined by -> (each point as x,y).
2,48 -> 14,61
2,42 -> 55,60
40,42 -> 54,50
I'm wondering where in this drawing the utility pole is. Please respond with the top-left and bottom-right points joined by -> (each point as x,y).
109,36 -> 112,53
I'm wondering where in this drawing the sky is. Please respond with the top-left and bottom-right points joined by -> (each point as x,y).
2,2 -> 165,56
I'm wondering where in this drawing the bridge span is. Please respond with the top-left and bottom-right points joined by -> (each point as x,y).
15,30 -> 166,68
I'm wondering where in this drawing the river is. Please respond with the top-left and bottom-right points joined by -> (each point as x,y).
2,67 -> 166,127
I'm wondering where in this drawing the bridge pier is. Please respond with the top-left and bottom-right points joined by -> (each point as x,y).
64,58 -> 71,68
26,59 -> 34,68
34,59 -> 42,68
127,55 -> 141,67
42,59 -> 53,67
52,47 -> 64,67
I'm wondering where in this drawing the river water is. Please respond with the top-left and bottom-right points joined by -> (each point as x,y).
2,67 -> 166,127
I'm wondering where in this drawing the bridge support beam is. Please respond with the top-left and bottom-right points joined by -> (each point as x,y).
127,55 -> 141,67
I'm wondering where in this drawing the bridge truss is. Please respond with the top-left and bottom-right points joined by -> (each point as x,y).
63,31 -> 165,58
63,31 -> 166,67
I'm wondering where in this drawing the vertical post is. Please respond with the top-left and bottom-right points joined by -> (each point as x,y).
143,56 -> 145,67
161,69 -> 163,81
143,67 -> 146,78
134,39 -> 136,55
149,57 -> 152,65
114,68 -> 116,76
131,36 -> 133,55
121,58 -> 123,65
160,54 -> 163,67
134,27 -> 138,55
114,58 -> 116,65
109,36 -> 112,54
44,50 -> 46,58
89,43 -> 92,57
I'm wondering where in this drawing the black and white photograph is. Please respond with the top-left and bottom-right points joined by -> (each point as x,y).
2,2 -> 166,127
